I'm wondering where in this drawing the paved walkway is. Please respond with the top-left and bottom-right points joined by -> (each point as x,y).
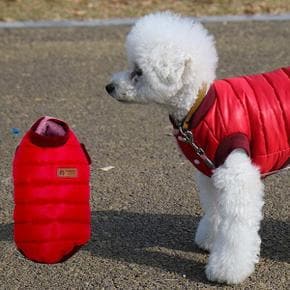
0,20 -> 289,289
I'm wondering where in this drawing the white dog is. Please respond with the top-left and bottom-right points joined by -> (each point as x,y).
106,12 -> 290,284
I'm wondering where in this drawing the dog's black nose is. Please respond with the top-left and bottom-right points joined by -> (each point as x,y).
106,83 -> 115,94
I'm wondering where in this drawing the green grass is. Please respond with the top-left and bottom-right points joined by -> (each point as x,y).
0,0 -> 289,21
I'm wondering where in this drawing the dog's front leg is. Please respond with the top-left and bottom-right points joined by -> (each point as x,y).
195,171 -> 220,251
205,149 -> 264,284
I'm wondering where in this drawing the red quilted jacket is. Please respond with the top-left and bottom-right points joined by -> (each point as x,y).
174,67 -> 290,177
13,116 -> 91,263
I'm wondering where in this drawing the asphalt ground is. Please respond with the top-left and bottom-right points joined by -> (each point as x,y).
0,20 -> 289,289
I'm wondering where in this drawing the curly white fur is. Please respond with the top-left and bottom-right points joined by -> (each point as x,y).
206,150 -> 264,284
106,12 -> 266,284
108,11 -> 217,120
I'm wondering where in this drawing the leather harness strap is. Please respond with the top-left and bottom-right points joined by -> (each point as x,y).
176,83 -> 216,170
182,83 -> 208,130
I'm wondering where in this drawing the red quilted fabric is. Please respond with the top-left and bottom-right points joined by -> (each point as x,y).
13,117 -> 91,263
175,67 -> 290,177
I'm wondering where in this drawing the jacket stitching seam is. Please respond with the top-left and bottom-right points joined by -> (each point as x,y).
243,76 -> 268,154
215,95 -> 228,135
261,72 -> 289,144
223,79 -> 251,136
281,67 -> 290,78
201,120 -> 220,144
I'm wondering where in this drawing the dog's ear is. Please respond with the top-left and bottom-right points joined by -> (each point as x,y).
150,50 -> 185,87
181,59 -> 193,85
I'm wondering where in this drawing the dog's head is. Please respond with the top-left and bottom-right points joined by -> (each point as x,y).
106,12 -> 218,112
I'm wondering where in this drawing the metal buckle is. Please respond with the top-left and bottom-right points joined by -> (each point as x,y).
179,127 -> 216,169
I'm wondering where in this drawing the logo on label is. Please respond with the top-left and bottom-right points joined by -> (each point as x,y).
57,168 -> 78,178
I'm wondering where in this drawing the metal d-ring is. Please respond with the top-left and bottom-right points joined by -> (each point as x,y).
178,127 -> 216,170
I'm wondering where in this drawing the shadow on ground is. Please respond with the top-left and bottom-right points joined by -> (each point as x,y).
89,211 -> 206,282
1,211 -> 289,279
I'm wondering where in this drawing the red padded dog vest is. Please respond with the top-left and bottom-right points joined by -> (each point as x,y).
174,67 -> 290,177
13,116 -> 91,263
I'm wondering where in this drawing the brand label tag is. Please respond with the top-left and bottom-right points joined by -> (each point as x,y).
57,168 -> 78,178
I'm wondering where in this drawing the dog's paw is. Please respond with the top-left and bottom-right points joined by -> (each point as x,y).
205,251 -> 256,284
195,216 -> 217,251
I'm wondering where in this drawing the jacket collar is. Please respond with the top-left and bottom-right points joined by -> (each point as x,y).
29,117 -> 70,147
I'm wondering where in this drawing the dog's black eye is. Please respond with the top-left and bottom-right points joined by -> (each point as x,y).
135,67 -> 143,77
130,66 -> 143,80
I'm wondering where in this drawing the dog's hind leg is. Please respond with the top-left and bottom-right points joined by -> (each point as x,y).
195,171 -> 220,251
205,149 -> 264,284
